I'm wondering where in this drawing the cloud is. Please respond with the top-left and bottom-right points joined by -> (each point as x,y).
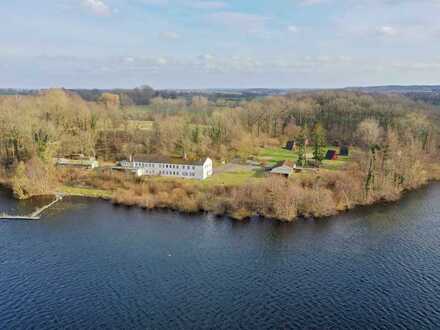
186,1 -> 227,9
208,12 -> 269,32
298,0 -> 328,5
375,25 -> 398,37
137,0 -> 226,9
81,0 -> 111,16
138,0 -> 169,5
287,25 -> 299,33
159,31 -> 181,40
4,54 -> 440,89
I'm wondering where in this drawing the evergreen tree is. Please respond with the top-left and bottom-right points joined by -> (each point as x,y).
312,123 -> 326,164
296,129 -> 308,167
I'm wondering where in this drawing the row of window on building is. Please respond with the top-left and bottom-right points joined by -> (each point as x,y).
160,171 -> 196,177
140,169 -> 196,177
133,162 -> 196,170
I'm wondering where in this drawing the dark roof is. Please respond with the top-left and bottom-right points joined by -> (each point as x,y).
340,146 -> 349,156
130,155 -> 209,165
285,140 -> 296,150
325,150 -> 337,159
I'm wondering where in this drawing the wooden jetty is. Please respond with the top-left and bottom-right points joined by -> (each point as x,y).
0,194 -> 63,221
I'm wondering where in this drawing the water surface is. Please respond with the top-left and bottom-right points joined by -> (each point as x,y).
1,185 -> 440,329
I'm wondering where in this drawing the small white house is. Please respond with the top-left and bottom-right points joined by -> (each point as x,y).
119,157 -> 213,180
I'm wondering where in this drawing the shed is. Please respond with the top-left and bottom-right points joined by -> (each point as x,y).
340,146 -> 349,156
325,150 -> 338,160
270,160 -> 295,178
285,140 -> 296,151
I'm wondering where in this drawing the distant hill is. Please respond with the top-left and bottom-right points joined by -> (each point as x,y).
156,88 -> 299,101
2,85 -> 440,106
345,85 -> 440,93
345,86 -> 440,106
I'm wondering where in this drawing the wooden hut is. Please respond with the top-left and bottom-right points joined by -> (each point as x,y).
269,160 -> 295,178
340,146 -> 349,156
285,140 -> 296,151
325,150 -> 338,160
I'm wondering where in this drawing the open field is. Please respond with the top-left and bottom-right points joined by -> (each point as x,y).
257,147 -> 298,164
60,185 -> 113,199
203,169 -> 265,186
257,146 -> 351,170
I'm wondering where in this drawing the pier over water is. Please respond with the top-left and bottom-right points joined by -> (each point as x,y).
0,194 -> 63,220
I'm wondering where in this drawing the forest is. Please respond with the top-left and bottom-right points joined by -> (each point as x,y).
0,89 -> 439,221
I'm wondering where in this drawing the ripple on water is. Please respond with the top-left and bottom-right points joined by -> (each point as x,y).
0,185 -> 440,329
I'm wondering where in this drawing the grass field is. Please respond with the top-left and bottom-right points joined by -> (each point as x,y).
257,147 -> 298,164
321,156 -> 350,170
202,169 -> 265,186
257,146 -> 351,170
60,185 -> 113,199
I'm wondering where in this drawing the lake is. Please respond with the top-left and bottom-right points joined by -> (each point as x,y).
1,185 -> 440,329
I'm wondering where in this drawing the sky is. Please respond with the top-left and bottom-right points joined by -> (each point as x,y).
1,0 -> 440,89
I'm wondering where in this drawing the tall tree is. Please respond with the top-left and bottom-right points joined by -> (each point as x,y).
312,123 -> 326,164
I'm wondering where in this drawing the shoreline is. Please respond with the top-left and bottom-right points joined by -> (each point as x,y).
4,178 -> 439,222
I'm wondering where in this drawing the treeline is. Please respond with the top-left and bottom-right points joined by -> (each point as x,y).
70,85 -> 155,106
113,91 -> 439,161
404,92 -> 440,106
0,88 -> 439,207
1,89 -> 438,166
101,116 -> 440,220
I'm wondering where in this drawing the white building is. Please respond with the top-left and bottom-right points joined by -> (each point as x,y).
119,157 -> 213,180
55,157 -> 99,169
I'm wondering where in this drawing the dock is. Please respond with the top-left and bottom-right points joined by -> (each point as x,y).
0,215 -> 41,221
0,194 -> 63,221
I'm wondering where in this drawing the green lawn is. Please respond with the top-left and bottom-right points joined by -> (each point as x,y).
145,169 -> 265,187
257,147 -> 298,164
321,156 -> 350,170
202,169 -> 265,186
257,146 -> 351,170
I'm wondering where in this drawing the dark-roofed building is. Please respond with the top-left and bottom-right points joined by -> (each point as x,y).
325,150 -> 338,160
285,140 -> 296,151
340,146 -> 349,156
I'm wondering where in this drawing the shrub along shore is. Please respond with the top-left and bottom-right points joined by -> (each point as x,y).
5,157 -> 435,222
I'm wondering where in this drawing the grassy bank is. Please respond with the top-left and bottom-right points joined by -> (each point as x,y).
4,150 -> 439,222
56,154 -> 439,222
59,185 -> 113,199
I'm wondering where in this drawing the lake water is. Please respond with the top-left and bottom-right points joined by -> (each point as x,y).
1,185 -> 440,329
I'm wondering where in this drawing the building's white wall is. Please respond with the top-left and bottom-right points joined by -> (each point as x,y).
202,158 -> 213,179
121,158 -> 213,180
